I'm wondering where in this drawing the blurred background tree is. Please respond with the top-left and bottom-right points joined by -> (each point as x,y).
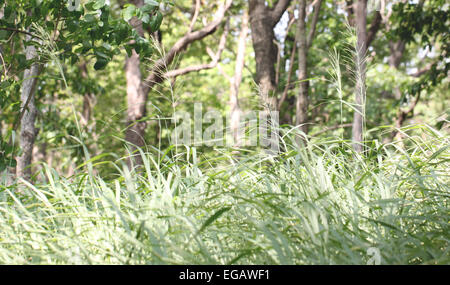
0,0 -> 448,180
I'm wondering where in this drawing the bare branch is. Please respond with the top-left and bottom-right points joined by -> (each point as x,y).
0,27 -> 43,41
409,63 -> 434,77
270,0 -> 293,27
188,0 -> 201,33
217,63 -> 233,83
225,47 -> 256,81
345,0 -> 355,26
274,39 -> 282,86
366,11 -> 382,48
142,0 -> 232,94
165,22 -> 229,78
307,0 -> 323,49
391,92 -> 421,140
277,32 -> 298,110
0,49 -> 7,80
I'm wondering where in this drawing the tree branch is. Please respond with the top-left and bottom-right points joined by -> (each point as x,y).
366,11 -> 382,48
409,63 -> 434,77
274,39 -> 282,86
188,0 -> 201,33
346,0 -> 355,26
278,32 -> 298,110
391,92 -> 421,140
0,27 -> 43,41
165,21 -> 229,78
216,62 -> 233,83
307,0 -> 323,49
142,0 -> 232,95
270,0 -> 292,27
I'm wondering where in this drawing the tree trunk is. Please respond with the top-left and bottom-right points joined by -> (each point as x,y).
82,93 -> 95,127
295,0 -> 322,136
124,0 -> 147,168
17,37 -> 41,180
249,0 -> 292,111
80,62 -> 95,127
295,0 -> 309,135
249,1 -> 277,110
346,0 -> 355,26
125,48 -> 147,167
230,10 -> 249,146
352,0 -> 367,153
389,40 -> 405,70
388,40 -> 407,142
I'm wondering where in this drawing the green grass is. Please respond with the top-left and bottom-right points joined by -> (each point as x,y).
0,125 -> 448,264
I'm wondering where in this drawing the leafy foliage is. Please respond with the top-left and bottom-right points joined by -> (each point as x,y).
389,1 -> 449,95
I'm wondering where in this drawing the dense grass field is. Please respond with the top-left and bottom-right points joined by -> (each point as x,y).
0,125 -> 448,264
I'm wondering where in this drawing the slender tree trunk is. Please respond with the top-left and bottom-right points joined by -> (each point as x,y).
17,37 -> 41,180
230,10 -> 249,146
124,0 -> 146,167
32,141 -> 47,182
125,48 -> 147,167
295,0 -> 322,136
352,0 -> 367,153
82,93 -> 94,127
346,0 -> 355,26
0,9 -> 3,84
79,62 -> 100,160
79,62 -> 96,128
295,0 -> 308,135
388,40 -> 407,142
0,9 -> 14,185
389,40 -> 405,70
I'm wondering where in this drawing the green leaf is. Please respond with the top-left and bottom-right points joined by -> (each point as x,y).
94,50 -> 110,60
0,30 -> 8,40
123,5 -> 136,21
144,0 -> 159,7
141,14 -> 150,24
124,45 -> 133,57
67,20 -> 79,33
198,207 -> 231,234
428,145 -> 449,162
93,0 -> 106,10
7,159 -> 16,168
149,11 -> 163,32
141,1 -> 159,13
84,14 -> 96,23
94,58 -> 109,70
